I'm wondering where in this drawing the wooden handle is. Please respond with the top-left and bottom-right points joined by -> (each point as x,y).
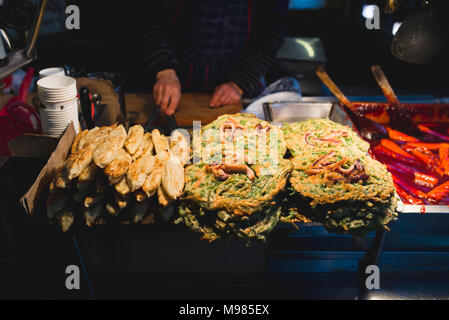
315,65 -> 355,111
371,65 -> 400,106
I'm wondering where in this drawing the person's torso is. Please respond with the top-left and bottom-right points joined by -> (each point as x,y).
170,0 -> 252,90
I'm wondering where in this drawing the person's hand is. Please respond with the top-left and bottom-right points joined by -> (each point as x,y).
210,82 -> 243,108
153,69 -> 181,115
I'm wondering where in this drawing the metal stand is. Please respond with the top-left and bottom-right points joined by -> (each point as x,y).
357,229 -> 387,299
73,235 -> 95,300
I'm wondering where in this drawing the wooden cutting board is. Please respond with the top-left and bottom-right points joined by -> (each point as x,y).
125,93 -> 242,127
1,92 -> 242,127
175,93 -> 242,126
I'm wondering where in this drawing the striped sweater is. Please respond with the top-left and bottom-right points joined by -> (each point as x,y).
142,0 -> 288,97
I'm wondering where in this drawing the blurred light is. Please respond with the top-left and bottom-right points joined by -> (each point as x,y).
295,39 -> 315,57
289,0 -> 326,10
392,22 -> 402,35
362,5 -> 377,19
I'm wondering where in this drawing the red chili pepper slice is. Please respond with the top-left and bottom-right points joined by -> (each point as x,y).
371,145 -> 423,167
386,127 -> 418,142
393,182 -> 424,205
404,142 -> 442,151
380,139 -> 415,159
386,162 -> 438,188
409,149 -> 444,176
385,162 -> 414,176
418,124 -> 449,142
439,144 -> 449,176
391,174 -> 427,199
427,181 -> 449,202
402,144 -> 444,176
414,172 -> 438,188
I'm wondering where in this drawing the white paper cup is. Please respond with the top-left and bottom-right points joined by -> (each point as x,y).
38,86 -> 75,93
40,98 -> 77,110
37,76 -> 77,101
41,105 -> 78,121
38,86 -> 75,92
39,67 -> 65,79
39,99 -> 79,136
37,75 -> 78,113
37,75 -> 75,89
42,119 -> 79,136
39,95 -> 77,105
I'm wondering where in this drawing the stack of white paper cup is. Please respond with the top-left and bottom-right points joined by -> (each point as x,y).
38,67 -> 66,79
37,75 -> 79,136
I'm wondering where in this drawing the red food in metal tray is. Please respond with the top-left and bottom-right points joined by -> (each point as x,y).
351,102 -> 449,205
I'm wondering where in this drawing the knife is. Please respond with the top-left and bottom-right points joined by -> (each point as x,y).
166,113 -> 178,131
144,102 -> 178,132
79,86 -> 95,129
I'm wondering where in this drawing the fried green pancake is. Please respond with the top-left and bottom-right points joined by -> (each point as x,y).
282,118 -> 369,157
183,159 -> 291,216
176,201 -> 283,243
283,119 -> 397,235
290,153 -> 395,206
199,113 -> 287,165
176,113 -> 291,243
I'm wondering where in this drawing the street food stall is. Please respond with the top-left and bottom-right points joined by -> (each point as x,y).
1,0 -> 449,302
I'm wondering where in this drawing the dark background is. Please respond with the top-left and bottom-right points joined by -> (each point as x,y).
30,0 -> 449,97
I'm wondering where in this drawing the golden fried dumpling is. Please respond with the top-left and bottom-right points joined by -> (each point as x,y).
93,124 -> 127,168
64,144 -> 95,180
77,127 -> 99,150
84,193 -> 105,208
71,129 -> 88,153
134,189 -> 148,202
115,176 -> 131,196
142,151 -> 169,197
161,153 -> 184,199
83,203 -> 103,227
158,185 -> 173,207
152,129 -> 169,155
105,202 -> 120,216
104,148 -> 132,184
127,154 -> 155,192
124,125 -> 144,155
78,161 -> 98,183
114,192 -> 129,209
80,124 -> 118,150
169,130 -> 190,166
56,208 -> 74,232
132,132 -> 153,160
49,167 -> 70,193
